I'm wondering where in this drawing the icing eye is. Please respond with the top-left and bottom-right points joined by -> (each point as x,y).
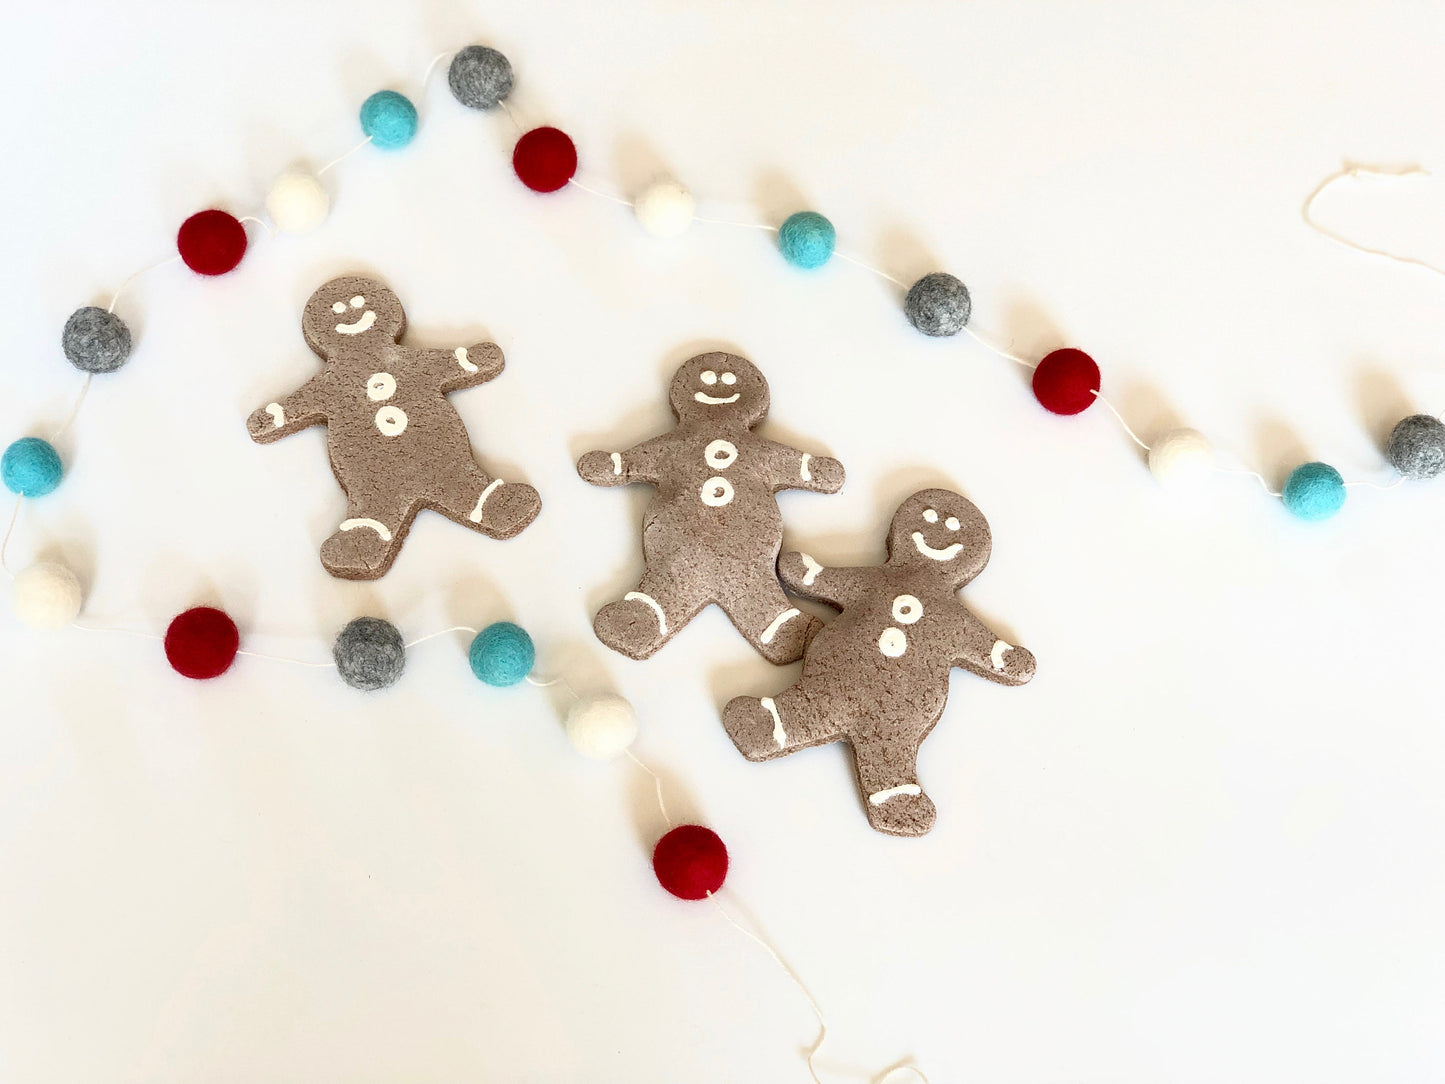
332,301 -> 347,314
351,296 -> 365,308
922,508 -> 938,523
891,594 -> 923,625
945,516 -> 960,531
701,370 -> 717,385
721,372 -> 737,385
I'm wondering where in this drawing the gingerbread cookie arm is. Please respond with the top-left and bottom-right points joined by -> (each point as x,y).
950,606 -> 1036,686
246,372 -> 331,444
758,439 -> 844,494
778,551 -> 873,609
421,341 -> 505,393
577,435 -> 671,488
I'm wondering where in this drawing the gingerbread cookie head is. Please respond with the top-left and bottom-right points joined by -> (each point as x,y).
885,488 -> 992,589
301,275 -> 407,356
668,351 -> 769,427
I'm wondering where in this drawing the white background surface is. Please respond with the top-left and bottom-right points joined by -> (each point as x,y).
4,2 -> 1445,1081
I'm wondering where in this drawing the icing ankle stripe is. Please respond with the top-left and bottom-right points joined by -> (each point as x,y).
760,696 -> 786,748
469,478 -> 504,521
623,591 -> 667,634
759,608 -> 800,645
869,784 -> 923,805
339,517 -> 393,541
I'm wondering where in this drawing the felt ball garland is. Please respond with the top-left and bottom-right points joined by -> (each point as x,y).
176,209 -> 248,275
359,90 -> 419,150
653,825 -> 730,900
513,126 -> 578,193
2,438 -> 63,497
1032,348 -> 1102,416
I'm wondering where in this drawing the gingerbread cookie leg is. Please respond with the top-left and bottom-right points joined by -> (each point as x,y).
428,462 -> 541,540
851,734 -> 935,837
319,501 -> 408,580
721,682 -> 844,761
717,578 -> 821,665
593,572 -> 708,660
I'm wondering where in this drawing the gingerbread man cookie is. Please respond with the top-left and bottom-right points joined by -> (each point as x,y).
247,275 -> 541,579
721,489 -> 1035,836
578,352 -> 844,663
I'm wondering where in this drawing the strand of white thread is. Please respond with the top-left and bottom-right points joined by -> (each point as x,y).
317,136 -> 372,177
238,215 -> 275,240
52,375 -> 92,440
108,255 -> 181,313
419,51 -> 450,94
1303,164 -> 1445,282
1090,390 -> 1152,452
498,99 -> 525,135
1216,466 -> 1281,497
624,748 -> 671,826
0,496 -> 21,579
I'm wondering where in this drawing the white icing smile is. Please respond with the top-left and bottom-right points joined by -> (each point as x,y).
694,391 -> 740,405
911,532 -> 963,561
336,310 -> 377,334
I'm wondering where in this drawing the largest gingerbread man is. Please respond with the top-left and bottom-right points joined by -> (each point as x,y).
247,275 -> 541,579
722,488 -> 1036,836
578,352 -> 844,664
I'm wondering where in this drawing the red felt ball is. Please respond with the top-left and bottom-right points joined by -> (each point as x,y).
1032,348 -> 1101,415
177,210 -> 248,276
512,126 -> 578,193
165,606 -> 240,680
652,824 -> 728,900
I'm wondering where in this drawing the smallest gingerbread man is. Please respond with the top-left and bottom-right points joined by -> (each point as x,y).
722,488 -> 1036,837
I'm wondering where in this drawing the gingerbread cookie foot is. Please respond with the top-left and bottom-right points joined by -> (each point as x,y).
469,480 -> 541,539
864,785 -> 937,837
594,593 -> 671,660
721,695 -> 792,760
320,520 -> 399,580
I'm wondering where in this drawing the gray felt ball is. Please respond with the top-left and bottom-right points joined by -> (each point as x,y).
1386,413 -> 1445,480
448,45 -> 514,110
62,306 -> 133,373
904,272 -> 972,337
333,616 -> 406,691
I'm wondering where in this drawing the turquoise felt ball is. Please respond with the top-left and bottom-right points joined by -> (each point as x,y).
469,621 -> 535,686
777,211 -> 836,270
2,437 -> 63,497
359,90 -> 419,150
1281,461 -> 1346,521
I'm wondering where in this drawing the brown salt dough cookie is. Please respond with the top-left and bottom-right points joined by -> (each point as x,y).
578,352 -> 844,664
721,488 -> 1035,836
246,275 -> 541,579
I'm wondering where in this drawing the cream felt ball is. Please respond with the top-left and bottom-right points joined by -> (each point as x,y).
11,560 -> 83,630
565,693 -> 638,760
633,178 -> 695,238
1147,428 -> 1214,486
265,169 -> 330,233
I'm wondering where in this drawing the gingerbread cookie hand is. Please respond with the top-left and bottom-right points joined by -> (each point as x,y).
434,341 -> 504,391
984,640 -> 1035,685
799,453 -> 844,493
578,449 -> 628,487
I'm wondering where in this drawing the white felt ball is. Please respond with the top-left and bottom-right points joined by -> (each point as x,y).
565,693 -> 639,760
1148,427 -> 1214,486
11,560 -> 83,630
265,169 -> 331,234
633,179 -> 695,238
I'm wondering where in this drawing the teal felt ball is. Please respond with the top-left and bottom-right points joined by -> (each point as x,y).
1281,461 -> 1346,521
469,621 -> 535,686
2,437 -> 63,497
777,211 -> 836,270
360,90 -> 419,150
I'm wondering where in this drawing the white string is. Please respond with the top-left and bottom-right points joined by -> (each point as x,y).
961,324 -> 1037,370
707,892 -> 832,1084
419,51 -> 450,92
833,248 -> 903,287
691,212 -> 779,233
0,496 -> 21,579
1303,164 -> 1445,282
624,749 -> 671,827
524,672 -> 581,700
235,648 -> 334,668
73,623 -> 163,641
108,255 -> 180,313
1091,390 -> 1152,452
238,215 -> 275,240
317,137 -> 372,177
1344,475 -> 1406,491
404,623 -> 478,648
498,98 -> 525,135
1215,466 -> 1282,498
52,375 -> 92,440
567,176 -> 634,208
